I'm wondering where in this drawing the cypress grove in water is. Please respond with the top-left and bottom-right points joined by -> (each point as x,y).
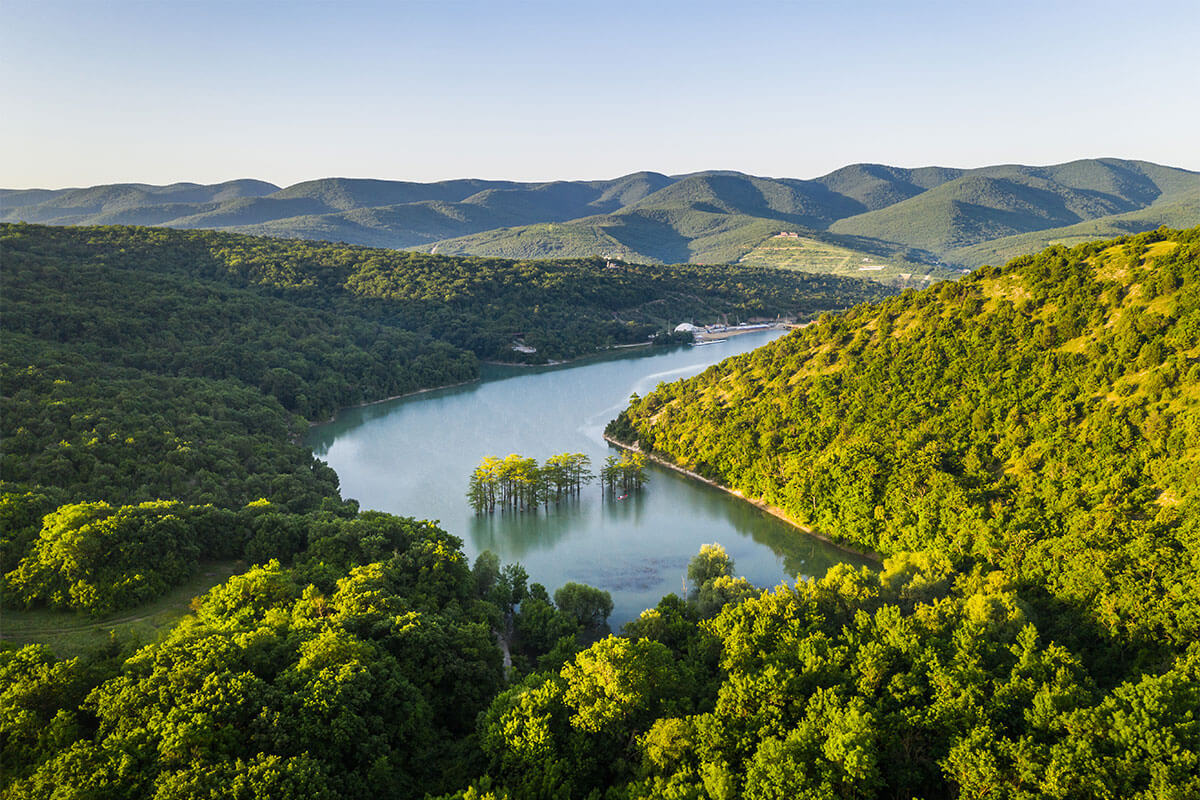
467,453 -> 594,513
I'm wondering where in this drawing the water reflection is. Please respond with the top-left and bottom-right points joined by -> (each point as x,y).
307,330 -> 875,627
309,380 -> 488,454
468,499 -> 582,557
599,490 -> 647,526
651,466 -> 863,580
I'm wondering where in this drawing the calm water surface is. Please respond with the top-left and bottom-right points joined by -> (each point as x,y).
308,331 -> 872,626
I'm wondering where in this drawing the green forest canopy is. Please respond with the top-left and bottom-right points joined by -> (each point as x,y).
609,226 -> 1200,658
2,225 -> 1199,798
0,221 -> 884,611
3,223 -> 888,387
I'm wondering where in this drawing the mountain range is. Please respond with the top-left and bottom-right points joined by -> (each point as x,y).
4,159 -> 1196,283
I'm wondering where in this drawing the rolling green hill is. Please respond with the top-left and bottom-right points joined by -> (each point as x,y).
4,160 -> 1196,281
622,172 -> 863,228
610,227 -> 1200,653
830,158 -> 1199,256
946,191 -> 1200,267
422,208 -> 791,265
813,162 -> 965,210
0,180 -> 280,224
424,207 -> 954,285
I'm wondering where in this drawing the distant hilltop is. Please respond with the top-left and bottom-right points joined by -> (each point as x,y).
4,159 -> 1197,283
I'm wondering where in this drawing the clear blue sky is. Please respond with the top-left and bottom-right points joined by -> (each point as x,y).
4,0 -> 1198,188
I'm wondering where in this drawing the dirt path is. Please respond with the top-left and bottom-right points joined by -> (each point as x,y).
10,610 -> 161,635
2,564 -> 242,649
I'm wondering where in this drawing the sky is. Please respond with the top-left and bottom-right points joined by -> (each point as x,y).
3,0 -> 1198,188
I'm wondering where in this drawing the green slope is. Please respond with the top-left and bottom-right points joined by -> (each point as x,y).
946,190 -> 1200,267
0,180 -> 279,224
172,181 -> 619,245
829,159 -> 1200,255
268,176 -> 513,208
424,205 -> 951,283
611,226 -> 1200,651
813,162 -> 965,210
420,209 -> 804,265
623,172 -> 863,228
212,199 -> 549,249
735,231 -> 952,287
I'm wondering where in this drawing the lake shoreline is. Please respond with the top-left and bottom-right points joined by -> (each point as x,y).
603,434 -> 882,565
484,323 -> 794,368
313,326 -> 795,426
312,346 -> 645,427
309,378 -> 481,426
483,341 -> 656,368
309,328 -> 868,624
692,321 -> 801,342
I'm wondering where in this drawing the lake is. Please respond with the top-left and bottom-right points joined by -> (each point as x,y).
307,330 -> 873,627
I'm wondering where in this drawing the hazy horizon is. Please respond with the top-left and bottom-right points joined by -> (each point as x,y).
6,155 -> 1200,193
4,0 -> 1199,188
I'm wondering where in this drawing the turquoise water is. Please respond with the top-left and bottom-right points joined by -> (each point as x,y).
307,331 -> 872,626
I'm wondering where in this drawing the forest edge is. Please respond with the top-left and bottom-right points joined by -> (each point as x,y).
602,433 -> 882,563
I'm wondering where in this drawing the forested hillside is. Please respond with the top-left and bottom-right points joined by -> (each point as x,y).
3,226 -> 1198,798
3,223 -> 886,379
612,227 -> 1200,652
2,222 -> 881,610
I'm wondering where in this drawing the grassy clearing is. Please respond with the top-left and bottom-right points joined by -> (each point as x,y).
978,273 -> 1032,304
1,560 -> 243,657
1142,240 -> 1180,260
737,233 -> 942,287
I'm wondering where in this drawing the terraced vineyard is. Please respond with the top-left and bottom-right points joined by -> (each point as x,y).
736,231 -> 949,287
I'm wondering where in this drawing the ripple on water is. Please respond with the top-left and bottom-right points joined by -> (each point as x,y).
569,555 -> 691,591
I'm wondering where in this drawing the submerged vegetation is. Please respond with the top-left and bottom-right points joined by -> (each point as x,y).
467,453 -> 594,514
599,450 -> 649,496
465,449 -> 648,513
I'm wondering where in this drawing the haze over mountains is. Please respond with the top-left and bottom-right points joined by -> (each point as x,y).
4,158 -> 1196,280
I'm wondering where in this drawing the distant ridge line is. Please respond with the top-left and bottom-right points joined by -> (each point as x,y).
4,158 -> 1197,275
